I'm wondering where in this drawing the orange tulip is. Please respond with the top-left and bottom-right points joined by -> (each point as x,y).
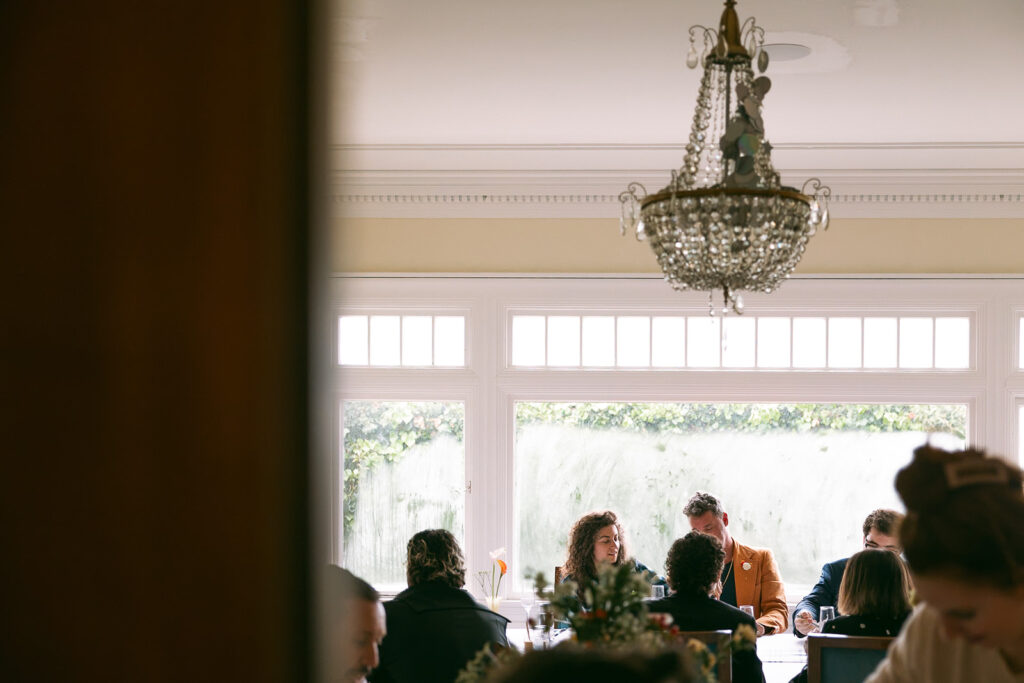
497,558 -> 507,575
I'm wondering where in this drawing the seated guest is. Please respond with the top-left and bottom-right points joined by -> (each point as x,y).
788,548 -> 912,683
330,566 -> 386,683
867,446 -> 1024,682
684,492 -> 788,635
793,508 -> 905,636
648,531 -> 766,683
370,529 -> 509,683
561,510 -> 667,600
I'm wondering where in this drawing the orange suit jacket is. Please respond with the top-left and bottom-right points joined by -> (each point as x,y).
732,539 -> 789,634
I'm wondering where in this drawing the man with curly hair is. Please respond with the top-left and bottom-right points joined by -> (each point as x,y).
370,529 -> 509,683
684,491 -> 788,636
648,531 -> 766,683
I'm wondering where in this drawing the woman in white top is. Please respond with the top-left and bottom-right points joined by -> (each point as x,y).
867,445 -> 1024,683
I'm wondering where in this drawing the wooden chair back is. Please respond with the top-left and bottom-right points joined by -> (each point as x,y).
677,630 -> 732,683
807,633 -> 893,683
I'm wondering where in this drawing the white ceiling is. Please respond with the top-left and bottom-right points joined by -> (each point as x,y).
331,0 -> 1024,218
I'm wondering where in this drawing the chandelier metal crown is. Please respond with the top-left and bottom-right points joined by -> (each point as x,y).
620,0 -> 831,315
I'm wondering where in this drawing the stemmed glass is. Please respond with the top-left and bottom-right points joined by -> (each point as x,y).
521,592 -> 536,631
818,606 -> 835,631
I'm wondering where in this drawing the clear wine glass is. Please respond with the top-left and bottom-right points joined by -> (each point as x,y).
818,606 -> 835,631
521,592 -> 536,627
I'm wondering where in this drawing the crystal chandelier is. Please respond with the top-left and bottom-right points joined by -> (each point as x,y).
619,0 -> 831,315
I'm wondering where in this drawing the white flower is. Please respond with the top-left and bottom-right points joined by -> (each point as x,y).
489,547 -> 506,561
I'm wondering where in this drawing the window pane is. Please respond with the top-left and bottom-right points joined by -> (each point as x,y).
651,317 -> 685,367
548,316 -> 581,367
434,316 -> 465,367
828,318 -> 862,368
338,315 -> 368,365
369,315 -> 401,366
514,402 -> 966,591
792,318 -> 826,368
582,316 -> 615,367
722,317 -> 755,368
687,317 -> 721,367
900,318 -> 934,369
342,401 -> 465,592
512,316 -> 545,366
935,318 -> 970,369
1020,404 -> 1024,463
864,318 -> 897,369
401,316 -> 433,366
757,317 -> 790,368
616,317 -> 650,367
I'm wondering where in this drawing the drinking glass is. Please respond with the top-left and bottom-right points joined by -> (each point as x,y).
521,593 -> 535,625
818,606 -> 835,630
739,604 -> 755,618
651,585 -> 666,599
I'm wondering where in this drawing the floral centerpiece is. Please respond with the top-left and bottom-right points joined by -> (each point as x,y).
476,547 -> 507,611
458,562 -> 755,683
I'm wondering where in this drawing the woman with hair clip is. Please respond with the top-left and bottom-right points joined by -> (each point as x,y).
788,548 -> 912,683
561,510 -> 666,602
866,445 -> 1024,683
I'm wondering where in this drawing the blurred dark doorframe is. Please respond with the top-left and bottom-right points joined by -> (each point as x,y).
0,1 -> 320,680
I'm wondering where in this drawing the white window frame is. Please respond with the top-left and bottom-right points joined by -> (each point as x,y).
332,274 -> 1024,613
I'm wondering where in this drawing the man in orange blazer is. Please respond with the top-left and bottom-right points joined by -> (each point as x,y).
684,491 -> 788,636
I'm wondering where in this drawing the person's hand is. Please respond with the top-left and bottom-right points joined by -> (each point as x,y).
795,610 -> 817,636
755,621 -> 766,637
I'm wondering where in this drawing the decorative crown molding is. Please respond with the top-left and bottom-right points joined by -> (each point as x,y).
331,142 -> 1024,218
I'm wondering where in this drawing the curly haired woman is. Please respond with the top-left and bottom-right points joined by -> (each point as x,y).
561,511 -> 666,602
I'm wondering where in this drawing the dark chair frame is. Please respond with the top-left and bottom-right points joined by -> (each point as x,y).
807,633 -> 893,683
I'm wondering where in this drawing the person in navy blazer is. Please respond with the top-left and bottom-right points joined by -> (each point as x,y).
648,531 -> 766,683
792,509 -> 904,637
370,529 -> 509,683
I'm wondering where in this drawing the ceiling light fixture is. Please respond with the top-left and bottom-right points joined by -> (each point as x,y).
620,0 -> 831,315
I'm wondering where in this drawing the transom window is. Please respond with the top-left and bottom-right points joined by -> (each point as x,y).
338,314 -> 465,367
511,314 -> 970,370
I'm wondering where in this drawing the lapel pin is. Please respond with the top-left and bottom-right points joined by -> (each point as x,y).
742,562 -> 751,571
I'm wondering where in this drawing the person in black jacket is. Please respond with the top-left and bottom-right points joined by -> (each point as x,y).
369,529 -> 509,683
648,531 -> 766,683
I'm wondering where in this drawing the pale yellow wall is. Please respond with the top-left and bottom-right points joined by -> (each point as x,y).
333,217 -> 1024,274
